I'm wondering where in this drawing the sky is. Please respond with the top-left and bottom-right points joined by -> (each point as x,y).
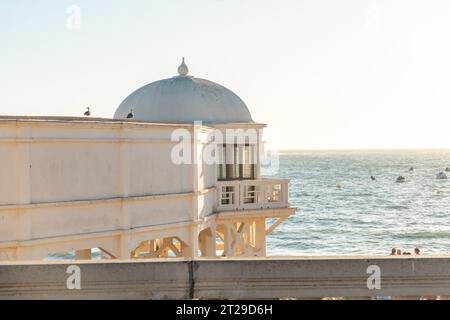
1,0 -> 450,150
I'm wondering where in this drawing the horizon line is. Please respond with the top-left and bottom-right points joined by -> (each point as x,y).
274,147 -> 450,152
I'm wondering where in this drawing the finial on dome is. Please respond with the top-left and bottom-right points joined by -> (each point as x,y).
177,57 -> 189,76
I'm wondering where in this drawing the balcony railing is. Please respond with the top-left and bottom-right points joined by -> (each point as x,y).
216,179 -> 290,212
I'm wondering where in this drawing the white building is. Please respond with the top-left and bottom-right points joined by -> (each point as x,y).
0,59 -> 294,261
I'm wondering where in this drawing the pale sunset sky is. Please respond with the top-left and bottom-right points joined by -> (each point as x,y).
1,0 -> 450,150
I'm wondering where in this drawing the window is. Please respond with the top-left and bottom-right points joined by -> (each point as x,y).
267,184 -> 282,203
217,144 -> 226,180
217,144 -> 256,180
243,185 -> 259,204
242,144 -> 255,179
221,186 -> 235,205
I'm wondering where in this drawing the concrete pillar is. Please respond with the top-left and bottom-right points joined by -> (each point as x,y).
161,238 -> 173,257
181,226 -> 199,258
219,224 -> 234,257
199,228 -> 216,257
254,219 -> 266,256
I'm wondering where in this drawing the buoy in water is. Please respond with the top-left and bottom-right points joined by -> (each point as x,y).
436,172 -> 448,180
396,176 -> 406,183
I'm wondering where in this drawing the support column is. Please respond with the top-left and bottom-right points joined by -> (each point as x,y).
181,226 -> 199,258
219,224 -> 234,257
254,219 -> 267,256
199,228 -> 216,257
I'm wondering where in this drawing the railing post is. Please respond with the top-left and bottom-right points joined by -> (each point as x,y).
261,180 -> 267,209
217,184 -> 221,210
282,181 -> 288,205
234,182 -> 239,210
238,181 -> 243,209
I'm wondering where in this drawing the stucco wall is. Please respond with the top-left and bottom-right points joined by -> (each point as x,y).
0,122 -> 194,204
1,256 -> 450,299
0,120 -> 200,258
0,143 -> 17,205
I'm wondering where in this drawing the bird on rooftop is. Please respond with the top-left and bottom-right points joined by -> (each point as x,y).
127,109 -> 134,119
84,107 -> 91,117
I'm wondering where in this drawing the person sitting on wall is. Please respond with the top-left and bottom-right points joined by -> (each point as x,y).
396,249 -> 402,255
414,248 -> 421,255
390,248 -> 396,255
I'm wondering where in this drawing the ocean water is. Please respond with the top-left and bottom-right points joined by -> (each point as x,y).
265,149 -> 450,256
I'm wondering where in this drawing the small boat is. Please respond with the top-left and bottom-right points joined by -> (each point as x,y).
396,176 -> 406,183
436,172 -> 448,180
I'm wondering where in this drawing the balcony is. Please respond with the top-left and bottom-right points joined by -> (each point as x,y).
216,179 -> 290,212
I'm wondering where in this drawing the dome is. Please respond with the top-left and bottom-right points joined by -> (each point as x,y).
114,59 -> 253,124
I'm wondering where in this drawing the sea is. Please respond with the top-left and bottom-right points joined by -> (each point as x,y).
265,149 -> 450,256
46,149 -> 450,260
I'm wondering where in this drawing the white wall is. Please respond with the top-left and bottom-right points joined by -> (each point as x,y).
0,143 -> 17,205
0,121 -> 196,203
0,119 -> 199,257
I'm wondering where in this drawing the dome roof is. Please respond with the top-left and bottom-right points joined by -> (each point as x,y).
114,59 -> 253,124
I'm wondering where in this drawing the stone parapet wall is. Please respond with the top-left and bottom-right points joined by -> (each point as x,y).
2,256 -> 450,299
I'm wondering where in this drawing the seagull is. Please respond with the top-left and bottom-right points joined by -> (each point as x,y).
127,109 -> 134,119
84,107 -> 91,117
